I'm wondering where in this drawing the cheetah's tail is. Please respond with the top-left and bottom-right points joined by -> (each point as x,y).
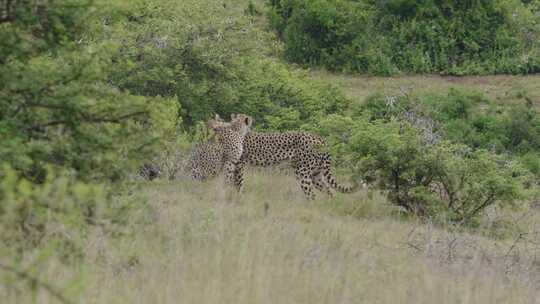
321,154 -> 363,193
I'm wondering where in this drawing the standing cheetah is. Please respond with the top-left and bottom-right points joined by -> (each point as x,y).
204,113 -> 252,184
189,114 -> 359,199
233,130 -> 358,199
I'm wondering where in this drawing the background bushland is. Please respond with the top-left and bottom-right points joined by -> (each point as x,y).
317,89 -> 538,224
268,0 -> 540,75
1,0 -> 540,301
1,0 -> 538,234
0,0 -> 352,270
0,0 -> 350,183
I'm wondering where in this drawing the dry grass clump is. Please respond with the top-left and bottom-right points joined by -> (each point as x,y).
3,170 -> 540,303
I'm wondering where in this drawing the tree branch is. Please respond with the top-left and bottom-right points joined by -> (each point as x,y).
462,192 -> 496,222
0,262 -> 74,304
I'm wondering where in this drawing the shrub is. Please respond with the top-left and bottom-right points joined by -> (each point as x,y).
231,59 -> 351,131
0,164 -> 152,261
0,0 -> 351,180
101,0 -> 349,132
0,165 -> 154,303
356,89 -> 540,169
0,1 -> 179,182
0,166 -> 106,260
268,0 -> 540,75
321,115 -> 530,224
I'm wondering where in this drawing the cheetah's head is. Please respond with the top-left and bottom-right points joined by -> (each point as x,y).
207,113 -> 253,137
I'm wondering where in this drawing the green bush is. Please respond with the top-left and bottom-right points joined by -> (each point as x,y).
419,91 -> 540,155
0,165 -> 154,302
320,116 -> 530,224
0,0 -> 351,180
0,1 -> 179,182
520,152 -> 540,177
321,86 -> 539,222
356,89 -> 540,159
0,164 -> 152,262
104,0 -> 350,132
268,0 -> 540,75
231,59 -> 351,131
0,166 -> 106,259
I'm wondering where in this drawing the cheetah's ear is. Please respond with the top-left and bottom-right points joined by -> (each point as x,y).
230,113 -> 237,120
244,116 -> 253,127
208,114 -> 220,130
208,119 -> 219,130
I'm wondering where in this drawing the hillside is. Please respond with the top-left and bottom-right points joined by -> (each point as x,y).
5,172 -> 540,303
1,0 -> 539,303
309,71 -> 540,108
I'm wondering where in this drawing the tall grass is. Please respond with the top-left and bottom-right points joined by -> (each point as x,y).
2,170 -> 539,303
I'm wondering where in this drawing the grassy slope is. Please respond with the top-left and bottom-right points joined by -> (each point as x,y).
309,70 -> 540,108
11,171 -> 540,303
4,0 -> 540,301
9,69 -> 540,304
86,70 -> 540,303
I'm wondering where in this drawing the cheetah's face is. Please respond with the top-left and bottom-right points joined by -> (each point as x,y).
208,113 -> 252,139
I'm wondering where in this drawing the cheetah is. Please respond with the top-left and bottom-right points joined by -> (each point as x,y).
196,113 -> 252,184
189,113 -> 359,199
233,129 -> 359,199
187,141 -> 223,181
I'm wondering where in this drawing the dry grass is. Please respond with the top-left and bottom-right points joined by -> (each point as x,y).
309,69 -> 540,107
6,170 -> 540,304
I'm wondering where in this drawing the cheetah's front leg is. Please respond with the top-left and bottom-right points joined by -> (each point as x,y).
224,160 -> 237,185
233,158 -> 246,193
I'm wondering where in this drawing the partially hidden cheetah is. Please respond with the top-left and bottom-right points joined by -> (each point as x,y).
199,113 -> 252,184
187,141 -> 223,181
189,113 -> 359,199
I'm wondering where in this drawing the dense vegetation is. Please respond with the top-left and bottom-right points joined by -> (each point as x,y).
0,0 -> 539,301
319,90 -> 538,223
0,1 -> 354,291
0,0 -> 179,182
268,0 -> 540,75
0,0 -> 351,183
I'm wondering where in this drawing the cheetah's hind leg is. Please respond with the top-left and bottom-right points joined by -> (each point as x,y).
312,170 -> 333,197
294,166 -> 316,200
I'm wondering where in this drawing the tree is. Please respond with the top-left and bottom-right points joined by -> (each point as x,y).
0,0 -> 178,181
320,115 -> 529,224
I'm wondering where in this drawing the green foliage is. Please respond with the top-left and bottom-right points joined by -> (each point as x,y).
1,0 -> 352,184
0,164 -> 152,267
0,1 -> 179,182
0,165 -> 154,302
268,0 -> 540,75
102,0 -> 349,132
421,91 -> 540,155
269,0 -> 379,72
0,0 -> 92,60
520,152 -> 540,176
246,0 -> 260,16
321,86 -> 539,223
357,89 -> 540,159
321,116 -> 530,223
0,166 -> 106,260
230,59 -> 351,131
